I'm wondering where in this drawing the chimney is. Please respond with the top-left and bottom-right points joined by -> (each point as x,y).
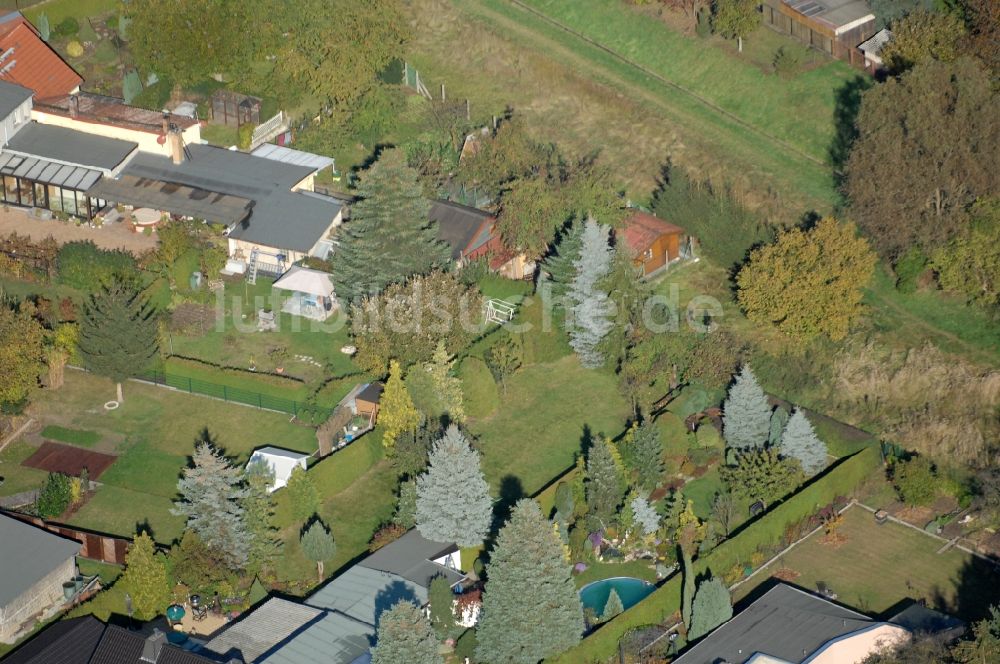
168,128 -> 184,165
140,629 -> 166,663
161,111 -> 169,136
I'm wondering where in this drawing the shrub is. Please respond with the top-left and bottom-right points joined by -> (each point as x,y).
696,6 -> 712,37
237,123 -> 254,150
893,456 -> 937,506
36,472 -> 72,518
53,16 -> 80,38
369,523 -> 407,552
893,247 -> 930,293
65,40 -> 84,58
773,46 -> 803,78
458,357 -> 499,419
58,241 -> 137,293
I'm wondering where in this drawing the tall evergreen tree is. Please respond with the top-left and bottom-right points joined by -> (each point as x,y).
286,465 -> 320,523
602,588 -> 625,622
688,576 -> 733,640
779,408 -> 828,475
78,280 -> 158,402
539,219 -> 584,310
630,495 -> 660,536
722,365 -> 772,450
392,478 -> 418,528
371,600 -> 442,664
415,425 -> 492,547
332,148 -> 449,301
300,519 -> 336,583
380,359 -> 420,453
678,501 -> 706,630
629,421 -> 665,491
172,441 -> 252,570
120,532 -> 170,621
427,340 -> 464,423
476,499 -> 583,664
567,219 -> 615,368
585,438 -> 627,524
243,459 -> 282,573
768,406 -> 790,447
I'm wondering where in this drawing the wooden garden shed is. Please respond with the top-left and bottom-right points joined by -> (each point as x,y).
761,0 -> 877,66
209,90 -> 261,128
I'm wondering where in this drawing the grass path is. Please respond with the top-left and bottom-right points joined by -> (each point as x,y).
453,0 -> 839,213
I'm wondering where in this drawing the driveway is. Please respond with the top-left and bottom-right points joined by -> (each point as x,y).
0,206 -> 158,254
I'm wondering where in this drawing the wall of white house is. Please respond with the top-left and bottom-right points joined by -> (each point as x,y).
433,550 -> 462,573
31,109 -> 202,158
0,556 -> 77,643
0,97 -> 32,147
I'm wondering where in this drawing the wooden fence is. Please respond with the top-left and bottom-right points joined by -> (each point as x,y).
2,510 -> 131,564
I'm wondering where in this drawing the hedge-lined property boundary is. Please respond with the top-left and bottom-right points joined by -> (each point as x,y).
548,445 -> 882,663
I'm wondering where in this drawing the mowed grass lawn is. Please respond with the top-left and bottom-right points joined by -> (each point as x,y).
469,355 -> 629,496
737,506 -> 1000,622
28,370 -> 317,544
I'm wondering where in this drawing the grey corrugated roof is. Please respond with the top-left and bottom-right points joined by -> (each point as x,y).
86,175 -> 253,225
251,144 -> 334,172
205,597 -> 323,662
0,80 -> 32,120
429,200 -> 492,260
359,529 -> 463,589
0,513 -> 80,607
0,152 -> 102,190
257,610 -> 373,664
784,0 -> 874,31
1,616 -> 104,664
305,566 -> 427,626
5,122 -> 137,171
119,146 -> 341,253
673,584 -> 877,664
251,446 -> 311,461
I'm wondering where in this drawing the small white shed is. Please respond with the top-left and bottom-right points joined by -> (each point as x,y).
247,446 -> 310,493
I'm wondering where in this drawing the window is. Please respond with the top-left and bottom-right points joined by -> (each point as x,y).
47,184 -> 62,212
643,248 -> 653,260
34,183 -> 46,208
17,178 -> 32,206
3,176 -> 18,204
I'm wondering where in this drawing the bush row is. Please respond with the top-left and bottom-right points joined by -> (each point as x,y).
548,445 -> 882,663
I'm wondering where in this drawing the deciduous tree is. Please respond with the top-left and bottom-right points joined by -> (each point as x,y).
722,365 -> 772,450
624,421 -> 665,492
300,519 -> 336,583
371,600 -> 442,664
931,199 -> 1000,307
845,57 -> 999,258
779,408 -> 828,476
380,359 -> 421,453
882,10 -> 965,72
736,218 -> 876,342
415,426 -> 492,547
0,303 -> 44,407
688,576 -> 732,640
121,532 -> 170,621
486,333 -> 521,395
713,0 -> 760,52
172,440 -> 252,570
333,149 -> 450,302
476,499 -> 583,663
78,281 -> 158,402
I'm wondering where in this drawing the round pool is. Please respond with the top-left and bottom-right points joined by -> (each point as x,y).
579,576 -> 655,616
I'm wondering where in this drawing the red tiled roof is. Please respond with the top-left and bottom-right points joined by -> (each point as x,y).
621,210 -> 685,255
0,16 -> 82,100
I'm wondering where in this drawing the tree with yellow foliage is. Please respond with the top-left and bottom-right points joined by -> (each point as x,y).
380,359 -> 420,453
736,218 -> 875,342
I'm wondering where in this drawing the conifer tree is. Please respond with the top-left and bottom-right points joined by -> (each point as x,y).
332,148 -> 450,302
768,405 -> 790,447
567,219 -> 615,368
121,532 -> 170,621
380,359 -> 420,452
539,219 -> 584,310
585,438 -> 627,524
476,500 -> 583,663
678,500 -> 706,630
371,600 -> 442,664
722,365 -> 772,450
779,408 -> 828,475
392,478 -> 418,528
688,576 -> 733,640
286,465 -> 320,523
243,459 -> 282,573
415,425 -> 492,547
630,495 -> 660,536
172,441 -> 251,570
428,574 -> 455,636
602,588 -> 625,622
300,519 -> 336,583
629,420 -> 665,491
78,280 -> 158,402
427,340 -> 464,423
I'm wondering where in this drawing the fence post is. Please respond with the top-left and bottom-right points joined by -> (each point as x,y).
188,377 -> 193,394
223,386 -> 228,402
258,393 -> 262,410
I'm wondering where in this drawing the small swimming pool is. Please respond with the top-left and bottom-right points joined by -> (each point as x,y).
579,576 -> 655,616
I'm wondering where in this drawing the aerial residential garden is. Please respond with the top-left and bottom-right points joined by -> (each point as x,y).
0,0 -> 998,662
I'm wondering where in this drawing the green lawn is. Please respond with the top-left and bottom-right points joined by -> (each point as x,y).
39,425 -> 101,448
469,355 -> 630,495
0,441 -> 48,497
735,506 -> 1000,622
23,0 -> 117,25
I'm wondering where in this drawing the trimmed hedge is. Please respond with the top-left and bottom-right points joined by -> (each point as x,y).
547,446 -> 882,663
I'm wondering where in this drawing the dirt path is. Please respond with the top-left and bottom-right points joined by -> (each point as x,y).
0,207 -> 157,254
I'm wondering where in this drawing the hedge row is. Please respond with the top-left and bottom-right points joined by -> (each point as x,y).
548,445 -> 882,663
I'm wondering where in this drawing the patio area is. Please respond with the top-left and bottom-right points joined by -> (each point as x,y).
273,265 -> 338,321
0,205 -> 157,254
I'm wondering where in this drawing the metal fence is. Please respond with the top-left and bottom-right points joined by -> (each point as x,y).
136,369 -> 332,421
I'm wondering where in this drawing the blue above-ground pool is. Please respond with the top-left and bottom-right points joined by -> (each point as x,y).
579,576 -> 655,616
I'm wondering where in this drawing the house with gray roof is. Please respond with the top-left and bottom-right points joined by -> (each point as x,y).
0,512 -> 81,643
672,583 -> 962,664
